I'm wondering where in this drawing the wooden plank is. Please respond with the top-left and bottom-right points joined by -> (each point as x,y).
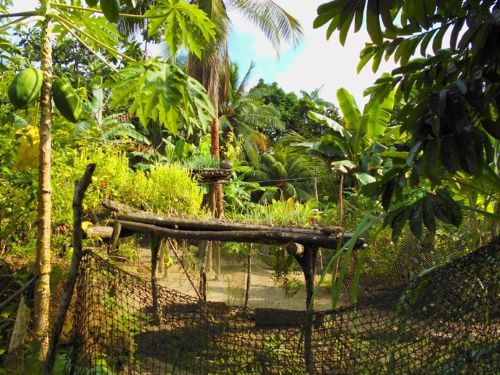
84,225 -> 113,239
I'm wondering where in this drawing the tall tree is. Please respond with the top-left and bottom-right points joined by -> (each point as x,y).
187,0 -> 303,217
249,79 -> 343,142
35,0 -> 54,358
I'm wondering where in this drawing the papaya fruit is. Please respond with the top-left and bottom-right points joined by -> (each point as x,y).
86,0 -> 99,7
8,68 -> 43,109
101,0 -> 120,23
53,78 -> 82,123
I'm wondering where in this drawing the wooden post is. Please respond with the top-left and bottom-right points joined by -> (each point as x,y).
4,295 -> 31,371
109,221 -> 122,253
215,241 -> 221,278
208,183 -> 216,217
293,244 -> 319,375
199,241 -> 209,302
45,164 -> 96,374
207,241 -> 213,274
151,235 -> 161,324
243,243 -> 252,313
157,239 -> 165,280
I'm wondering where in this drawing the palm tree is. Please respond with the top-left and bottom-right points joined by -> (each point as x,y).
219,62 -> 284,165
249,146 -> 316,203
186,0 -> 302,217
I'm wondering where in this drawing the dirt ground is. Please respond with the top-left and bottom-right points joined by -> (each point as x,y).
136,248 -> 337,311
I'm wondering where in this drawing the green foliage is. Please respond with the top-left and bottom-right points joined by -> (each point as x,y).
0,106 -> 37,254
219,63 -> 284,164
145,0 -> 216,60
52,145 -> 204,226
249,79 -> 343,142
247,146 -> 317,203
315,0 -> 500,238
226,197 -> 318,227
108,59 -> 214,136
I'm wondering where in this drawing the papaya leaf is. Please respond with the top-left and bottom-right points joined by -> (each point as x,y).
144,0 -> 215,60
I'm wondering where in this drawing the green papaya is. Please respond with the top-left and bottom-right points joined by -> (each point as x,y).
101,0 -> 120,23
52,78 -> 82,123
86,0 -> 99,7
8,68 -> 43,109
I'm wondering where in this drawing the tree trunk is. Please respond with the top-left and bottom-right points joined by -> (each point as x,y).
210,104 -> 224,218
34,11 -> 53,360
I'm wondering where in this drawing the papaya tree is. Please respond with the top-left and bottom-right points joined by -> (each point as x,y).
0,0 -> 215,359
315,0 -> 500,241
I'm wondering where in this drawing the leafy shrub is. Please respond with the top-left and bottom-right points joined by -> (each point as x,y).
52,145 -> 204,225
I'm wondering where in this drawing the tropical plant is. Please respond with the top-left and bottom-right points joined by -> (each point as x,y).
249,80 -> 343,141
248,146 -> 317,203
219,62 -> 284,164
315,0 -> 500,241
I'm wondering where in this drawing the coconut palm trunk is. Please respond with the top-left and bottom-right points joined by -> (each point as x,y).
34,5 -> 53,359
188,46 -> 228,218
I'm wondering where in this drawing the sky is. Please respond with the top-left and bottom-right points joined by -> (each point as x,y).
10,0 -> 397,107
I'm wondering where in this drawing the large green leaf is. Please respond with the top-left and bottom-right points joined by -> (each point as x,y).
364,87 -> 396,138
109,59 -> 214,136
336,88 -> 361,131
145,0 -> 215,60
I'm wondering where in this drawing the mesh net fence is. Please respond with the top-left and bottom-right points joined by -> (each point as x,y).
64,236 -> 499,374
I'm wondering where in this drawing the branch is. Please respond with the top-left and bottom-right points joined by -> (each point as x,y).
52,14 -> 135,62
51,15 -> 116,71
45,164 -> 96,375
116,220 -> 359,249
0,11 -> 37,19
0,15 -> 35,31
0,276 -> 37,311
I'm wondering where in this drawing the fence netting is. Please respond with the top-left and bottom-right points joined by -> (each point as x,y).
64,237 -> 499,374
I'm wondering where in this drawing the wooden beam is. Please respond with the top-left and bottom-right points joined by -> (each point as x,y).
102,199 -> 344,237
286,242 -> 305,257
115,220 -> 357,249
84,225 -> 113,239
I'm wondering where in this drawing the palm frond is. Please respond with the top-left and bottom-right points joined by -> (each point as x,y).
226,0 -> 303,50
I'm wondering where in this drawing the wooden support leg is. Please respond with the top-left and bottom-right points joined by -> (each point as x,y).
151,235 -> 161,324
293,244 -> 319,375
212,241 -> 221,280
109,221 -> 122,254
199,241 -> 209,303
157,239 -> 165,280
244,243 -> 252,313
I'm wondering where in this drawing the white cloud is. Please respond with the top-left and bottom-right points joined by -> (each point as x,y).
229,0 -> 398,107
